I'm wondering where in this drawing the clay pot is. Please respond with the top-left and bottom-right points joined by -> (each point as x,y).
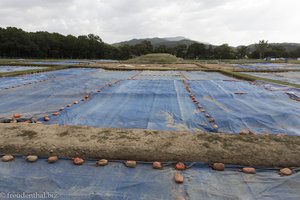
239,129 -> 250,135
125,160 -> 137,168
44,116 -> 50,122
73,157 -> 84,165
13,114 -> 22,119
26,155 -> 38,162
52,112 -> 59,116
175,172 -> 184,184
48,156 -> 58,163
280,168 -> 292,176
96,159 -> 109,166
175,162 -> 186,170
1,155 -> 14,162
152,161 -> 163,169
209,117 -> 215,123
212,124 -> 218,129
212,163 -> 225,171
242,167 -> 256,174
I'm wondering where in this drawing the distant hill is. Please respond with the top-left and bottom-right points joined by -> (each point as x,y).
114,37 -> 300,53
112,36 -> 207,48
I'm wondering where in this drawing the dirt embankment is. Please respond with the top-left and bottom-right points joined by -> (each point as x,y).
0,124 -> 299,167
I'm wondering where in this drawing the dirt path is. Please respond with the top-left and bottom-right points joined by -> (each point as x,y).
0,124 -> 299,167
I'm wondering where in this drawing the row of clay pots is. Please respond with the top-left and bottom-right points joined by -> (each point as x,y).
128,71 -> 143,80
37,79 -> 124,123
182,79 -> 219,129
1,155 -> 294,177
3,78 -> 50,91
6,74 -> 135,124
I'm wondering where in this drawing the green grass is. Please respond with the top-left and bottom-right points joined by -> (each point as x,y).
220,70 -> 300,89
0,65 -> 70,77
126,53 -> 181,64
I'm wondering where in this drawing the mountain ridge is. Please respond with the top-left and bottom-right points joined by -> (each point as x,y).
112,36 -> 208,48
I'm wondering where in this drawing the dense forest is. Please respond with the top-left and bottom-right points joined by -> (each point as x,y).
1,27 -> 300,60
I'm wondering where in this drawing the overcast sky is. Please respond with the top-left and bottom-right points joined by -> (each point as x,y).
0,0 -> 299,46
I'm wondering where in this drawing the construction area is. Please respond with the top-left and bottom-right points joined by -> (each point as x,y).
0,59 -> 300,200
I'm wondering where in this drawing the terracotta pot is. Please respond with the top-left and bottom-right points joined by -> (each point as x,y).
125,160 -> 137,168
48,156 -> 58,163
152,161 -> 163,169
73,157 -> 84,165
175,162 -> 186,170
13,114 -> 22,119
212,124 -> 218,129
280,168 -> 292,176
96,159 -> 109,166
242,167 -> 256,174
1,155 -> 14,162
52,112 -> 59,116
26,155 -> 38,162
175,172 -> 184,184
212,163 -> 225,171
44,116 -> 50,122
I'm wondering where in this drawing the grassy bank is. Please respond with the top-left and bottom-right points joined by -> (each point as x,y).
0,66 -> 70,77
220,70 -> 300,88
127,53 -> 181,64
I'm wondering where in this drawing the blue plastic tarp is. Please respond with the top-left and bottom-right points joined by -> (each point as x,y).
49,79 -> 211,132
188,79 -> 300,135
0,69 -> 299,135
0,158 -> 299,200
0,68 -> 136,118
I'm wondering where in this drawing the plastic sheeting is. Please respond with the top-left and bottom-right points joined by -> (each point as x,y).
0,66 -> 46,73
242,72 -> 300,85
49,79 -> 211,132
1,69 -> 299,135
188,80 -> 300,135
235,63 -> 300,71
0,158 -> 299,200
0,68 -> 136,118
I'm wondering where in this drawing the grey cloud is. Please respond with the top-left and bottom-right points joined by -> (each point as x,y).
0,0 -> 299,46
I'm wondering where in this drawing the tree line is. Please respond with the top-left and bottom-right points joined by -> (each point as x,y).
1,27 -> 300,60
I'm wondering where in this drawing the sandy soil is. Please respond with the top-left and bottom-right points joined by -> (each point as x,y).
0,124 -> 299,167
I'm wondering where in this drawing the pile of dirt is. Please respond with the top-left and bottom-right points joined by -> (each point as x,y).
0,124 -> 299,167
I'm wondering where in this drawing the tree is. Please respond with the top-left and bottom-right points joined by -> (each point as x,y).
132,40 -> 153,56
186,43 -> 207,59
255,40 -> 269,59
236,46 -> 248,59
214,44 -> 235,59
174,44 -> 187,58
